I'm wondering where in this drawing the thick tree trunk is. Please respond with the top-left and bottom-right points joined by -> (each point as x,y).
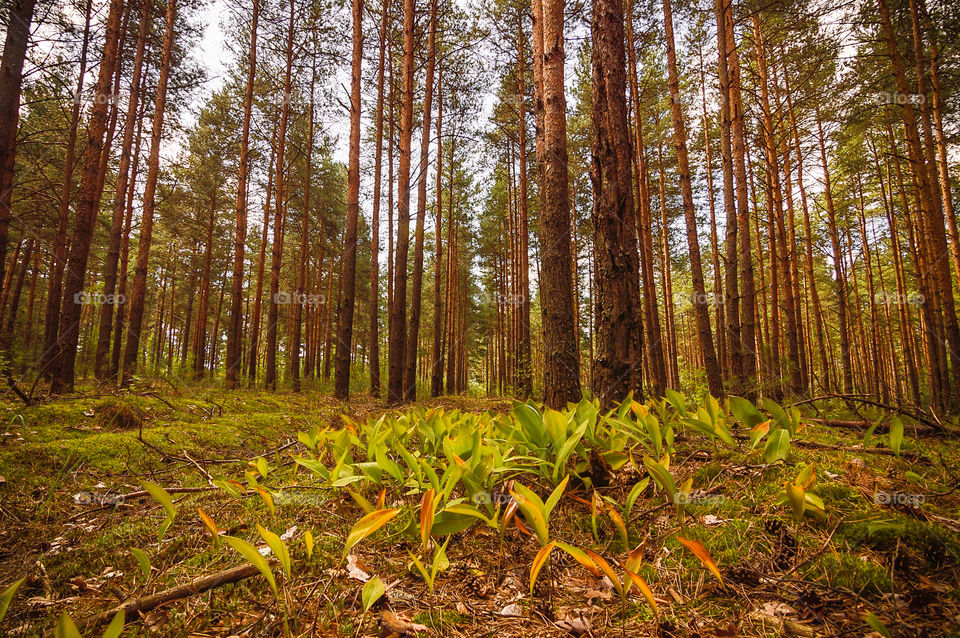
590,0 -> 642,407
531,0 -> 582,407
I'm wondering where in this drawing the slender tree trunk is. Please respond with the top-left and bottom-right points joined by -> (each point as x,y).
516,16 -> 533,398
656,142 -> 680,388
52,0 -> 126,392
403,0 -> 437,401
724,0 -> 757,390
294,51 -> 316,392
388,0 -> 415,403
815,108 -> 853,395
45,0 -> 93,380
430,64 -> 445,397
700,60 -> 726,383
334,0 -> 364,400
119,0 -> 175,386
0,0 -> 37,306
370,0 -> 388,398
226,0 -> 259,388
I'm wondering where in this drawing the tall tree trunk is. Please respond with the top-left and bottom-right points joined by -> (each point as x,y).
45,0 -> 93,380
430,63 -> 444,398
248,126 -> 276,383
662,0 -> 723,397
0,0 -> 37,308
388,0 -> 415,403
515,16 -> 533,398
403,0 -> 437,401
265,0 -> 295,391
370,0 -> 388,397
119,0 -> 174,386
723,0 -> 757,390
334,0 -> 363,400
52,0 -> 126,392
815,108 -> 853,395
590,0 -> 642,406
700,59 -> 726,382
626,0 -> 666,396
226,0 -> 259,388
294,50 -> 316,392
95,0 -> 147,383
531,0 -> 581,407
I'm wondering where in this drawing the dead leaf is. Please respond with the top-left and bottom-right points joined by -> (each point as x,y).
556,615 -> 593,635
584,588 -> 611,602
379,611 -> 433,636
347,553 -> 371,582
762,601 -> 796,618
498,602 -> 524,617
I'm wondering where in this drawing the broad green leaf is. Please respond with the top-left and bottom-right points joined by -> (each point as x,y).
510,482 -> 549,545
304,530 -> 314,559
762,399 -> 792,433
223,535 -> 277,597
865,612 -> 892,638
728,396 -> 766,428
256,487 -> 275,518
254,457 -> 269,478
257,525 -> 291,577
764,429 -> 790,464
101,609 -> 125,638
343,508 -> 400,557
643,456 -> 677,506
785,482 -> 806,523
0,577 -> 24,623
625,478 -> 649,520
130,548 -> 151,581
795,463 -> 816,489
664,389 -> 687,415
749,420 -> 770,449
213,478 -> 242,498
889,417 -> 904,457
543,474 -> 569,519
55,612 -> 82,638
362,576 -> 386,612
142,481 -> 177,522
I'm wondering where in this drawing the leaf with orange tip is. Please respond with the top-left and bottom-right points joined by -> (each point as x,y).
584,548 -> 624,596
197,507 -> 221,547
530,541 -> 556,595
625,544 -> 644,573
343,508 -> 400,558
623,568 -> 658,615
256,487 -> 275,518
376,488 -> 386,509
676,535 -> 723,586
514,516 -> 533,537
555,541 -> 599,578
420,488 -> 436,550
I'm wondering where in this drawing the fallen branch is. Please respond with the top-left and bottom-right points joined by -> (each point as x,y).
792,439 -> 926,460
805,417 -> 935,435
794,393 -> 945,433
76,561 -> 273,629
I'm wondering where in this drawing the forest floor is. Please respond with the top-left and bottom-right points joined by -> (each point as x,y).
0,382 -> 959,637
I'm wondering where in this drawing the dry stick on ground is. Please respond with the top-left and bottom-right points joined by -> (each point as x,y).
788,393 -> 946,433
76,561 -> 277,629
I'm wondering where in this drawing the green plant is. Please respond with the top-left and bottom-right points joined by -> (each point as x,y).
141,481 -> 177,540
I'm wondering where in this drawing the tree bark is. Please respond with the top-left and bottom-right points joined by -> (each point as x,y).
590,0 -> 642,407
334,0 -> 364,400
662,0 -> 723,397
52,0 -> 126,392
532,0 -> 582,407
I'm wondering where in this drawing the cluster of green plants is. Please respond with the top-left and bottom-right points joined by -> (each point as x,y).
13,391 -> 912,635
